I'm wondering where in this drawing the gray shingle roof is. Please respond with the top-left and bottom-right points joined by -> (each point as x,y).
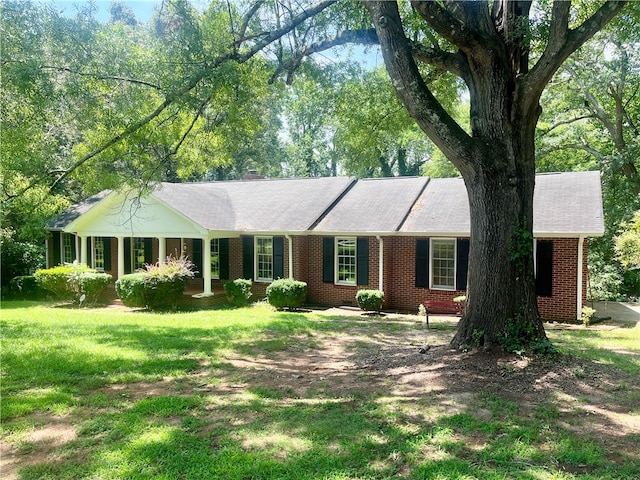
312,177 -> 428,233
45,190 -> 111,230
51,171 -> 604,237
399,171 -> 604,236
153,177 -> 356,232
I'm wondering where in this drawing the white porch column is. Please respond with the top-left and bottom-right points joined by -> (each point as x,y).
117,236 -> 125,279
45,239 -> 50,268
286,235 -> 293,278
376,236 -> 384,291
158,237 -> 166,263
576,236 -> 585,321
204,237 -> 212,295
80,236 -> 88,265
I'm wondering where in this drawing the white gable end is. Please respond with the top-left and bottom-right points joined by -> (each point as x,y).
64,190 -> 207,237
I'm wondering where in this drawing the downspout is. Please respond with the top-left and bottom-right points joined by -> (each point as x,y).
576,236 -> 585,321
285,235 -> 293,279
376,236 -> 384,292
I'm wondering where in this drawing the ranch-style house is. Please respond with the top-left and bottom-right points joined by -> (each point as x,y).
46,171 -> 604,322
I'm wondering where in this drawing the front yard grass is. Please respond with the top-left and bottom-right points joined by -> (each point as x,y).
1,301 -> 639,479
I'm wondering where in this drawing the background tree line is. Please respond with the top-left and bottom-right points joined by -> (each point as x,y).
2,0 -> 638,303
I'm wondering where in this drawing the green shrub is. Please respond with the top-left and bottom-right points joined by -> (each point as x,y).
266,278 -> 307,310
34,264 -> 111,305
34,265 -> 77,300
356,289 -> 384,313
76,272 -> 112,304
142,256 -> 195,310
224,279 -> 253,307
8,275 -> 47,300
115,273 -> 147,308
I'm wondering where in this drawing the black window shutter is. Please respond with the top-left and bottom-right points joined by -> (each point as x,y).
536,240 -> 553,297
415,239 -> 429,288
52,232 -> 61,266
273,237 -> 284,279
86,237 -> 92,268
456,238 -> 470,291
193,239 -> 203,278
144,238 -> 153,265
322,237 -> 334,283
124,238 -> 132,274
71,234 -> 77,261
219,238 -> 229,280
357,237 -> 369,286
242,236 -> 254,279
104,238 -> 112,271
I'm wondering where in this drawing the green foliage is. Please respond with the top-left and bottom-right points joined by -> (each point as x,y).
581,306 -> 596,327
355,289 -> 384,313
115,273 -> 146,308
499,317 -> 554,355
0,228 -> 46,284
33,265 -> 78,300
34,264 -> 111,304
224,278 -> 252,307
143,256 -> 195,310
615,211 -> 640,270
266,278 -> 307,310
7,275 -> 47,300
69,271 -> 112,305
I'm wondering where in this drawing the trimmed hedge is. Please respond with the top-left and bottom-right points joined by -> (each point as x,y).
224,279 -> 252,307
115,273 -> 146,308
356,289 -> 384,313
266,278 -> 307,310
34,264 -> 111,305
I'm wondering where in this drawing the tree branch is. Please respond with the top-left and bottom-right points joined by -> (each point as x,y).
46,0 -> 339,193
409,41 -> 468,78
364,1 -> 472,173
525,0 -> 627,107
410,1 -> 475,49
537,114 -> 595,136
40,65 -> 162,90
271,28 -> 379,84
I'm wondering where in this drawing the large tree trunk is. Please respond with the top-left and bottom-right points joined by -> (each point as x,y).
452,146 -> 544,350
365,0 -> 625,351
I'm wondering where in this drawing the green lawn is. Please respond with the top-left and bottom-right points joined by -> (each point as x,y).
1,301 -> 639,479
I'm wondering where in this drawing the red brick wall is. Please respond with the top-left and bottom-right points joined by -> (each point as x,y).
88,233 -> 583,322
537,237 -> 587,322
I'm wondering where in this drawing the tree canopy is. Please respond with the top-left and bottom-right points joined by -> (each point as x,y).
2,0 -> 637,343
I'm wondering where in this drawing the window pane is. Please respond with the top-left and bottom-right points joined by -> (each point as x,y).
256,237 -> 273,281
431,239 -> 455,289
94,237 -> 105,271
63,234 -> 74,264
336,238 -> 356,284
210,239 -> 220,279
133,238 -> 145,270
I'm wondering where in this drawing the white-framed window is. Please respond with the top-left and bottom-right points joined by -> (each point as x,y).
210,238 -> 220,279
133,238 -> 146,270
93,237 -> 105,271
430,238 -> 456,290
62,233 -> 75,264
336,237 -> 357,285
255,236 -> 273,282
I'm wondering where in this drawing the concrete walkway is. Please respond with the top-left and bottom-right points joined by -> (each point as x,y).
592,301 -> 640,326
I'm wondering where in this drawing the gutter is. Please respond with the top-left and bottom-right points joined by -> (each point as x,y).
577,236 -> 585,322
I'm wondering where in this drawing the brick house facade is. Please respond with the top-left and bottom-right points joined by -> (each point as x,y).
46,173 -> 603,322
